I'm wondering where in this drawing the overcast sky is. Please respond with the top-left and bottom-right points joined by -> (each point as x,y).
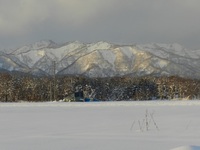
1,0 -> 200,50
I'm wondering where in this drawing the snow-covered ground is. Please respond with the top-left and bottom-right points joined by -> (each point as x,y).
0,100 -> 200,150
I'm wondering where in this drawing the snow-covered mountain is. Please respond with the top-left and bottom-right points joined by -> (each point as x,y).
0,40 -> 200,78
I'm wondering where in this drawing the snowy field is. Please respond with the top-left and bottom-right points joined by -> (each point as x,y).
0,100 -> 200,150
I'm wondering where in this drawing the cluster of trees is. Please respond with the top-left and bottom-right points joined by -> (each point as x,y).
0,72 -> 200,102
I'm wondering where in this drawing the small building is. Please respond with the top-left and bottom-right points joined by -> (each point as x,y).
74,91 -> 84,102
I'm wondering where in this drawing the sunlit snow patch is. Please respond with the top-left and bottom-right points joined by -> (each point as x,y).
37,50 -> 45,57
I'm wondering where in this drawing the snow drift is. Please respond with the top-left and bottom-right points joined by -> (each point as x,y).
0,101 -> 200,150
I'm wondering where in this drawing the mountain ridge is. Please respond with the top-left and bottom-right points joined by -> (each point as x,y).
0,40 -> 200,78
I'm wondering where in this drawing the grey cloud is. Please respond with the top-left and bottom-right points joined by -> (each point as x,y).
1,0 -> 200,50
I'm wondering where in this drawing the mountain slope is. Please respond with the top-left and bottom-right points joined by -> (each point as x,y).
0,41 -> 200,78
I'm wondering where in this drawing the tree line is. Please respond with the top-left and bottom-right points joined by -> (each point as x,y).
0,72 -> 199,102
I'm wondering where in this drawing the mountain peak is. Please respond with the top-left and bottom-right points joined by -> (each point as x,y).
0,41 -> 200,78
32,40 -> 58,49
88,41 -> 112,50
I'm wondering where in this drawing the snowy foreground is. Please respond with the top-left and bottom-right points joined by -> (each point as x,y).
0,101 -> 200,150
